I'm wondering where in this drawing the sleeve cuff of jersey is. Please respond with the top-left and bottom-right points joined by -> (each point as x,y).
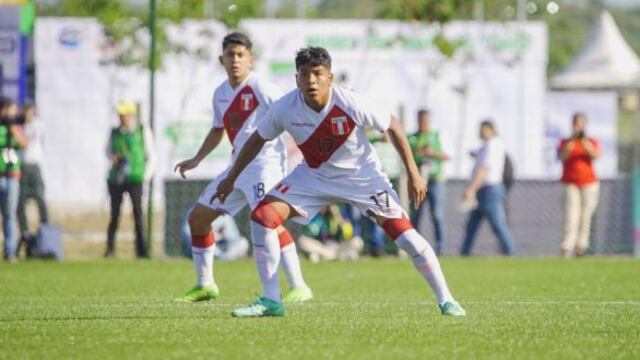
377,114 -> 392,133
256,127 -> 276,141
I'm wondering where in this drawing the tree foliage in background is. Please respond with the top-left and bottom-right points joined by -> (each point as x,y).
377,0 -> 472,23
216,0 -> 262,29
37,0 -> 261,69
37,0 -> 640,76
374,0 -> 639,74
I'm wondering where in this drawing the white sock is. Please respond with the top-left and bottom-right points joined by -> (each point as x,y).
192,245 -> 215,287
280,242 -> 308,290
396,229 -> 454,304
251,222 -> 282,303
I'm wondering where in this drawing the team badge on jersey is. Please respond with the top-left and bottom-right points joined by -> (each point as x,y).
331,116 -> 350,136
298,105 -> 356,168
240,93 -> 254,111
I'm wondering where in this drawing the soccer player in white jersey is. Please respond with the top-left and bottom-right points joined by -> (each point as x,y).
174,32 -> 313,303
214,47 -> 466,317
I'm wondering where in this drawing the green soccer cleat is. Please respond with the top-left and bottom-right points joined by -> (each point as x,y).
177,284 -> 219,302
231,297 -> 285,317
283,287 -> 314,304
439,300 -> 466,316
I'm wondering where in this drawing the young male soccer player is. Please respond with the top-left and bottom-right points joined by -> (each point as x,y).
174,32 -> 312,303
214,47 -> 466,317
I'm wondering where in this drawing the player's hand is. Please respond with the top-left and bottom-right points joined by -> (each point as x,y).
174,158 -> 200,179
407,172 -> 427,210
212,177 -> 234,204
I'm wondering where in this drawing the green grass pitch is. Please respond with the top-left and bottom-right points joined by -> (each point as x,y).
1,258 -> 639,359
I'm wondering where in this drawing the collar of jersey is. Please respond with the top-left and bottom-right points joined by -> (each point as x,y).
299,86 -> 334,119
227,72 -> 253,94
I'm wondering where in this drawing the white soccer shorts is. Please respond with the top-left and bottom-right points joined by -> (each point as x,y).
266,164 -> 407,224
197,159 -> 286,215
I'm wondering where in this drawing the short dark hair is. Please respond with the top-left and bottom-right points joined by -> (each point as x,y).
222,32 -> 252,51
295,47 -> 331,70
572,112 -> 587,124
417,109 -> 430,119
480,119 -> 495,131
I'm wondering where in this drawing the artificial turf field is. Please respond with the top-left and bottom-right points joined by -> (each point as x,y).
1,258 -> 639,359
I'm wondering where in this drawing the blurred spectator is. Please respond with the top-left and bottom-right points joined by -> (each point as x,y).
298,204 -> 363,262
558,113 -> 600,257
408,109 -> 450,255
0,97 -> 28,261
502,153 -> 515,224
181,204 -> 249,261
17,101 -> 49,242
105,101 -> 155,258
460,120 -> 514,256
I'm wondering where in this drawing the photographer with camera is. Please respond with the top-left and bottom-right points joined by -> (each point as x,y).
105,101 -> 154,258
558,112 -> 600,258
0,97 -> 28,262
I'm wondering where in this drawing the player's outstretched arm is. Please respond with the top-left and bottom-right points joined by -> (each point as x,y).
386,116 -> 427,209
174,127 -> 225,179
213,131 -> 267,202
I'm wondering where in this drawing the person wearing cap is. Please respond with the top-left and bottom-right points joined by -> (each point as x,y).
0,97 -> 28,261
105,101 -> 155,258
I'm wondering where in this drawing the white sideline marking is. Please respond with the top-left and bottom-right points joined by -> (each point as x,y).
299,300 -> 640,306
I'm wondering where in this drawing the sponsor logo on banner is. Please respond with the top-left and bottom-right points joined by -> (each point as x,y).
59,27 -> 83,48
331,116 -> 349,136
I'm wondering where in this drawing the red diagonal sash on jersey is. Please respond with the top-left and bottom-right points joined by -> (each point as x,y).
222,86 -> 258,143
298,105 -> 356,168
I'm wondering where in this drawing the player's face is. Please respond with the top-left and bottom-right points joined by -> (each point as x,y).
296,64 -> 333,110
219,44 -> 253,84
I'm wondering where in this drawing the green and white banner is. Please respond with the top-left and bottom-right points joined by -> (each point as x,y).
242,19 -> 549,179
35,18 -> 619,208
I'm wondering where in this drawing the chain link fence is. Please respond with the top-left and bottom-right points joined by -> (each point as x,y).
164,136 -> 635,257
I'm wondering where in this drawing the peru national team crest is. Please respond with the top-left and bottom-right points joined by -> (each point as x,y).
240,93 -> 254,111
298,105 -> 356,168
331,116 -> 350,136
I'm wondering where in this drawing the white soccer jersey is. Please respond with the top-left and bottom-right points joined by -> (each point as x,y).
212,72 -> 286,164
257,86 -> 392,179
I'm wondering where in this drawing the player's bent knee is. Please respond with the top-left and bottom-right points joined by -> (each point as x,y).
251,201 -> 285,229
382,216 -> 414,241
188,206 -> 219,232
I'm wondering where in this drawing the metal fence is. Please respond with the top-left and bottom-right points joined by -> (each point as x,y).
415,179 -> 632,256
164,176 -> 633,257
